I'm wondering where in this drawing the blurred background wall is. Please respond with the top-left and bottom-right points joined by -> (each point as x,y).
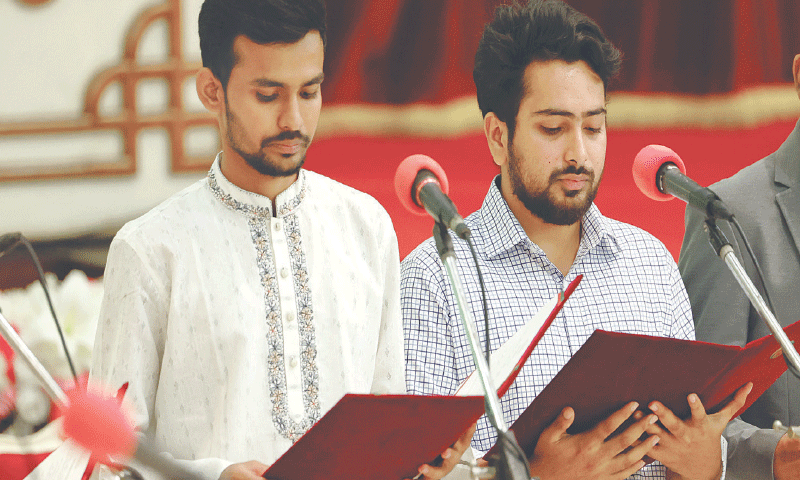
0,0 -> 799,476
1,0 -> 799,288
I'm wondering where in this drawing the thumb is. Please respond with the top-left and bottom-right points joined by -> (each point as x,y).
540,407 -> 574,443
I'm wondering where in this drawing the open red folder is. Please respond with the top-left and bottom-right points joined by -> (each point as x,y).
263,394 -> 485,480
487,319 -> 800,459
262,277 -> 582,480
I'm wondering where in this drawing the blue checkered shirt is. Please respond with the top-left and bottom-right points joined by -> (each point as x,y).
401,176 -> 698,479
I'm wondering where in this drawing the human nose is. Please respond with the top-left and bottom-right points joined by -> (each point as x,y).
565,129 -> 588,167
277,96 -> 303,132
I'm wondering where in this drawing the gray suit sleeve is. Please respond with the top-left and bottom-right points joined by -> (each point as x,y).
678,205 -> 782,480
723,417 -> 782,480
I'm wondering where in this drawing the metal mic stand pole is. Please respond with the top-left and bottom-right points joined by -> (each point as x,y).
432,223 -> 533,480
0,310 -> 200,480
0,310 -> 69,405
703,218 -> 800,378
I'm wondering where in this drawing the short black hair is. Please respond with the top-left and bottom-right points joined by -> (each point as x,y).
473,0 -> 621,134
198,0 -> 327,89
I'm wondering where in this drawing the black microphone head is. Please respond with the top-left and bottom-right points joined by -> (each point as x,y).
0,232 -> 22,254
394,154 -> 450,216
632,145 -> 687,201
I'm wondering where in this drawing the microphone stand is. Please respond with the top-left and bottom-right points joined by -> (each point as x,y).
0,310 -> 200,480
0,310 -> 69,406
703,218 -> 800,379
773,420 -> 800,439
432,223 -> 532,480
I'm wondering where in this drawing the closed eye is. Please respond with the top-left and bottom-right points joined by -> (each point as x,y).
256,92 -> 278,102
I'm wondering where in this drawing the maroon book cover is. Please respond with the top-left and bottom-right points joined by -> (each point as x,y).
263,277 -> 582,480
487,319 -> 800,459
263,394 -> 485,480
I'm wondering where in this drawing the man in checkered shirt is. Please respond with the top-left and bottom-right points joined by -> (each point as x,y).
400,1 -> 750,479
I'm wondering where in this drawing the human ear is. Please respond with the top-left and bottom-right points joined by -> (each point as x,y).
196,67 -> 224,113
484,112 -> 510,167
793,54 -> 800,99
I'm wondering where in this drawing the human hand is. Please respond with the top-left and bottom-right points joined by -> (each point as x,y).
774,432 -> 800,480
220,460 -> 269,480
528,401 -> 660,480
411,422 -> 477,480
645,382 -> 752,480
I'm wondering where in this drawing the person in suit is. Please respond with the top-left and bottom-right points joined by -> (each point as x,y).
679,53 -> 800,480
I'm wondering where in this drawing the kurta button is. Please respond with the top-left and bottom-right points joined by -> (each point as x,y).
274,222 -> 282,231
280,268 -> 289,278
286,312 -> 295,322
289,357 -> 298,368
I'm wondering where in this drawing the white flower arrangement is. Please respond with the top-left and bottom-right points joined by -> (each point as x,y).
0,269 -> 104,432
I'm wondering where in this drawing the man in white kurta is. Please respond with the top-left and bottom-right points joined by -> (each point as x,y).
89,2 -> 473,478
91,155 -> 405,478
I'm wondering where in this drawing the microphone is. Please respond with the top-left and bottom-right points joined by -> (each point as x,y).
0,232 -> 22,257
62,386 -> 204,480
632,145 -> 733,220
394,154 -> 470,239
1,303 -> 203,479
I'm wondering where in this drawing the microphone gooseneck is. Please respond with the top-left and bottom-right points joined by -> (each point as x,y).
632,145 -> 800,380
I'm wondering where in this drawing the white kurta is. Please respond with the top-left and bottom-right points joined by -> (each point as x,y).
91,155 -> 405,479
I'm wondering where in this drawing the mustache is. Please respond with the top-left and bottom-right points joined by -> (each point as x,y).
549,165 -> 594,182
261,130 -> 311,148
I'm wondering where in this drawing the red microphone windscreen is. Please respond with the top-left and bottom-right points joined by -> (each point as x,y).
63,387 -> 136,460
632,144 -> 687,201
394,154 -> 450,216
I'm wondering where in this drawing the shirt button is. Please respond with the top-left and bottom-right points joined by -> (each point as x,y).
280,268 -> 289,278
274,222 -> 282,232
289,356 -> 298,368
286,312 -> 295,323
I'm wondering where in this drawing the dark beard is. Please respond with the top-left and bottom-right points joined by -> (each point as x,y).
225,101 -> 310,177
508,146 -> 601,226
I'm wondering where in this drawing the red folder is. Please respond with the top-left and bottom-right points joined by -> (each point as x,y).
263,277 -> 582,480
262,394 -> 484,480
487,319 -> 800,459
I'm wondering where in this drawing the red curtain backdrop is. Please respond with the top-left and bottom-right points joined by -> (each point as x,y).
310,0 -> 800,259
323,0 -> 800,103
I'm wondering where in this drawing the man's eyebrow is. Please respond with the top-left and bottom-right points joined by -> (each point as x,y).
533,107 -> 607,118
305,73 -> 325,86
251,73 -> 325,89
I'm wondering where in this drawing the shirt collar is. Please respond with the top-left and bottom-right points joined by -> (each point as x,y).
477,176 -> 530,258
478,175 -> 619,259
206,152 -> 307,217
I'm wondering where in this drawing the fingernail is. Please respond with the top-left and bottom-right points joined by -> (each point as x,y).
649,403 -> 658,412
651,435 -> 660,445
419,466 -> 429,475
563,408 -> 574,419
442,449 -> 451,459
649,415 -> 658,424
630,402 -> 639,411
633,411 -> 643,420
689,394 -> 697,404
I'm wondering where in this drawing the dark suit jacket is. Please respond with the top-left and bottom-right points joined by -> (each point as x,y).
679,119 -> 800,479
